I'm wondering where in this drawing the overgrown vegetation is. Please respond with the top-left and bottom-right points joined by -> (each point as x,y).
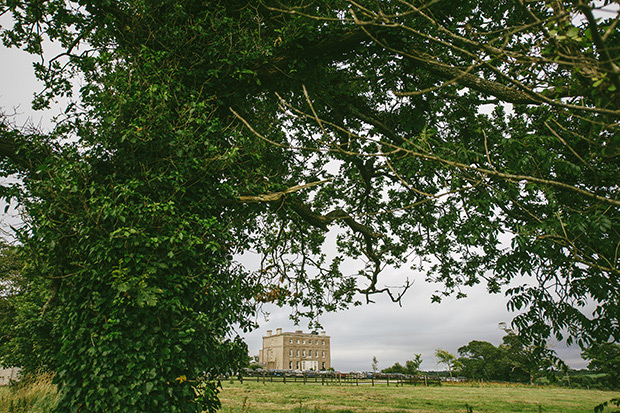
0,244 -> 60,375
0,373 -> 59,412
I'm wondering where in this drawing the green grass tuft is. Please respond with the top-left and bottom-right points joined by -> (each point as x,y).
0,372 -> 59,412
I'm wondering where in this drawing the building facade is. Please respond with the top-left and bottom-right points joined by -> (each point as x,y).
258,328 -> 331,371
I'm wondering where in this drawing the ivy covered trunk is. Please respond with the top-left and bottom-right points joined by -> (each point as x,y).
24,100 -> 259,411
18,4 -> 272,409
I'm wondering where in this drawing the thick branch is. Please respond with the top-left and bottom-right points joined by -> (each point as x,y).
235,179 -> 380,239
578,3 -> 620,92
254,28 -> 368,81
237,179 -> 332,203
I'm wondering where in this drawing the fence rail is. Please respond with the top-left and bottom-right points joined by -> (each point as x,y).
227,373 -> 442,387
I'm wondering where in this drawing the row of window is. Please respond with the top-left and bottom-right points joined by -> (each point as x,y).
289,338 -> 326,345
289,349 -> 326,358
289,361 -> 327,369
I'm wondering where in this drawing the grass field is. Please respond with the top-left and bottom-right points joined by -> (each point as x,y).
1,376 -> 619,412
219,381 -> 620,412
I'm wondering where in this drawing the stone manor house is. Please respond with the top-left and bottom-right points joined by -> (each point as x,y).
258,328 -> 331,371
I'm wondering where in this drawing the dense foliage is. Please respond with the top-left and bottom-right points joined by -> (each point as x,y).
381,354 -> 423,375
583,342 -> 620,389
0,0 -> 619,411
457,331 -> 556,383
0,243 -> 60,375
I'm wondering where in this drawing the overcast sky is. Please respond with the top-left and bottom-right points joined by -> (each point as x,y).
0,35 -> 587,373
241,264 -> 587,372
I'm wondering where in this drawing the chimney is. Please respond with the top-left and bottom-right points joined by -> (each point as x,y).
266,330 -> 272,336
295,330 -> 303,334
276,328 -> 282,335
321,331 -> 326,336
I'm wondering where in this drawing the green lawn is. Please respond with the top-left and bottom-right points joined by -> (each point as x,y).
219,381 -> 620,412
2,376 -> 618,412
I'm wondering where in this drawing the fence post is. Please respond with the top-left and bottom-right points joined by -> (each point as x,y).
387,376 -> 389,387
283,374 -> 286,384
372,377 -> 374,387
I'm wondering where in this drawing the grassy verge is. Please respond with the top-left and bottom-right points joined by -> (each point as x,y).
219,381 -> 620,412
0,373 -> 59,412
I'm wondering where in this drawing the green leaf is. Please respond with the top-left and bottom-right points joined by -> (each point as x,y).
566,27 -> 579,38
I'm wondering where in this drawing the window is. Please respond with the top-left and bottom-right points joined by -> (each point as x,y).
296,361 -> 300,369
302,350 -> 306,357
289,349 -> 293,357
289,339 -> 293,344
296,350 -> 300,356
321,340 -> 325,345
296,339 -> 300,344
302,339 -> 305,344
322,351 -> 325,357
322,362 -> 325,370
309,349 -> 312,356
316,340 -> 319,345
289,362 -> 292,369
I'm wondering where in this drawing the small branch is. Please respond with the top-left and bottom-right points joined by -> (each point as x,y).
273,96 -> 620,208
544,121 -> 597,178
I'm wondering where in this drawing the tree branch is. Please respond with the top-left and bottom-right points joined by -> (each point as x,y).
0,118 -> 56,176
237,179 -> 332,203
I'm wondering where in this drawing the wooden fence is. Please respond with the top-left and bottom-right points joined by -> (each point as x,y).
229,373 -> 441,387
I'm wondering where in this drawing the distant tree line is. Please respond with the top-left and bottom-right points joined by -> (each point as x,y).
376,330 -> 620,390
381,354 -> 422,375
456,332 -> 620,390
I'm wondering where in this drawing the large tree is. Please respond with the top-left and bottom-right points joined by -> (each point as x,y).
435,349 -> 461,379
458,339 -> 508,381
253,0 -> 620,347
583,342 -> 620,389
0,0 -> 619,411
457,331 -> 556,383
